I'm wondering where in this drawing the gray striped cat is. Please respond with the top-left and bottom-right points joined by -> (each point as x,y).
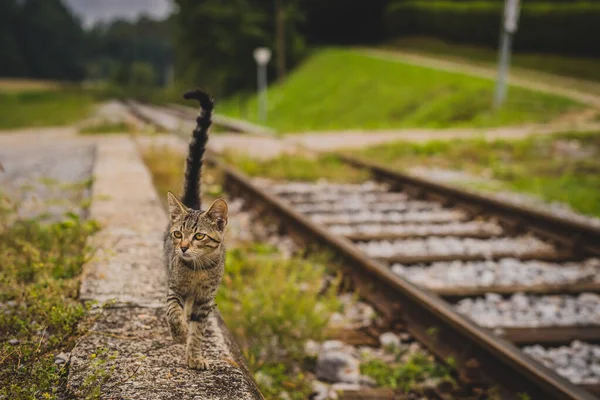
163,89 -> 228,370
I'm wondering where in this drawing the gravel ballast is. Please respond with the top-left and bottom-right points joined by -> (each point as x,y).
524,341 -> 600,385
392,258 -> 600,289
455,293 -> 600,328
356,235 -> 556,259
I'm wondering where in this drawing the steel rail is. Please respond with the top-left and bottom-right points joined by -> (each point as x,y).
208,154 -> 597,400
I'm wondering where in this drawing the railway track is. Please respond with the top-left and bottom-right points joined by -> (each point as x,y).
128,102 -> 600,399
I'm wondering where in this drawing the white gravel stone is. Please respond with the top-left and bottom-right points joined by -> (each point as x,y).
523,341 -> 600,385
316,351 -> 361,384
310,381 -> 331,400
295,200 -> 439,214
456,293 -> 600,328
265,181 -> 388,196
379,332 -> 401,349
312,209 -> 467,225
358,235 -> 556,259
281,191 -> 411,206
327,294 -> 376,330
392,258 -> 600,289
305,339 -> 321,357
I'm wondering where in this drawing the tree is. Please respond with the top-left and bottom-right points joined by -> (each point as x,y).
85,15 -> 173,86
16,0 -> 86,80
173,0 -> 306,97
0,0 -> 26,76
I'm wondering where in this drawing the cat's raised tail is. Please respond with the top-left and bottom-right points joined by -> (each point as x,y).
181,89 -> 214,210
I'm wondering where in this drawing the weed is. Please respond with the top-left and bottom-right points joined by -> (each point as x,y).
360,350 -> 455,392
219,244 -> 341,399
354,131 -> 600,217
0,89 -> 94,130
78,348 -> 118,400
221,151 -> 369,183
0,194 -> 99,399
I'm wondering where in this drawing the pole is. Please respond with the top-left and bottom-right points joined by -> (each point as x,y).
493,30 -> 512,110
258,64 -> 268,122
253,47 -> 272,123
494,0 -> 519,111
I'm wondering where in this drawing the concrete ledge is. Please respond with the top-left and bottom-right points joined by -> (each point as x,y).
68,308 -> 262,399
68,136 -> 263,399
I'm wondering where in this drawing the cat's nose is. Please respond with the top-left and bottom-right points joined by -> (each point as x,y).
181,246 -> 189,253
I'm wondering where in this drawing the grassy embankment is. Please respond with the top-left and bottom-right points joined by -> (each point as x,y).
219,48 -> 580,133
0,193 -> 100,399
354,132 -> 600,218
383,37 -> 600,86
0,85 -> 95,130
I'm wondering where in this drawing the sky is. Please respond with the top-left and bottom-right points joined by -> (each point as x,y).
63,0 -> 173,27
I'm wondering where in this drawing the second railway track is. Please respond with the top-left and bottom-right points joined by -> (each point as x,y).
129,101 -> 600,399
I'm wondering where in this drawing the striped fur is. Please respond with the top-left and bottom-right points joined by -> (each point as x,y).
163,89 -> 227,370
181,89 -> 214,210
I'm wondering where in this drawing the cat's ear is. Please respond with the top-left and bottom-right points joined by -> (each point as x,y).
205,198 -> 228,231
167,192 -> 188,221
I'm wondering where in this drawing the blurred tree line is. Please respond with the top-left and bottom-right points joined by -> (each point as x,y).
86,16 -> 173,88
0,0 -> 172,88
173,0 -> 388,97
0,0 -> 85,80
2,0 -> 596,97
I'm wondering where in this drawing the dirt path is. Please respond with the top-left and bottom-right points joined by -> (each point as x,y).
361,48 -> 600,109
283,121 -> 600,151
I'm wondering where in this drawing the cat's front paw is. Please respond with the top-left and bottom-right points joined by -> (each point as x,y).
168,321 -> 188,344
187,355 -> 210,370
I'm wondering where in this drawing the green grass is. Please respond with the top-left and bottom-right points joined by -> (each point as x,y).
0,89 -> 95,130
384,37 -> 600,85
360,351 -> 455,392
0,199 -> 99,399
220,48 -> 580,133
221,150 -> 369,183
220,245 -> 341,399
140,145 -> 223,208
353,131 -> 600,217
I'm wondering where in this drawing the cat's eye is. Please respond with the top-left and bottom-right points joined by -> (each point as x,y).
194,233 -> 206,240
172,231 -> 182,239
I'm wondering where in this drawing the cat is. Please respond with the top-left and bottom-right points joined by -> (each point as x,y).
163,89 -> 228,370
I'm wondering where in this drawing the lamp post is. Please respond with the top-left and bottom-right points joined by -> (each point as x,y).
494,0 -> 521,110
253,47 -> 272,123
